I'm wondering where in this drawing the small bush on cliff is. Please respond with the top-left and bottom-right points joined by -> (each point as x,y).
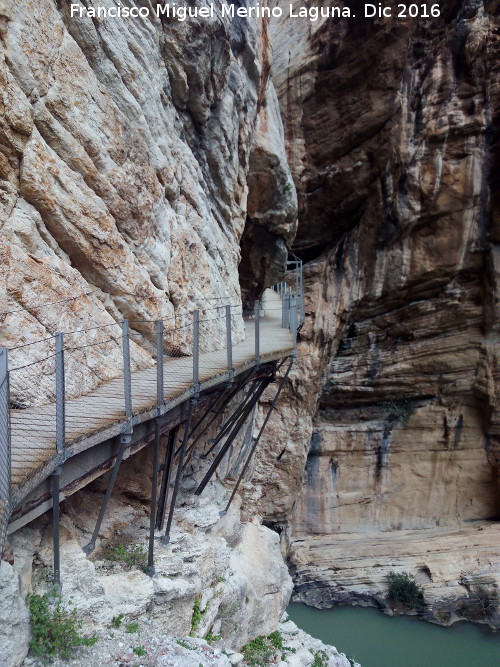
311,649 -> 329,667
190,596 -> 211,636
101,542 -> 147,571
28,592 -> 97,661
380,398 -> 414,424
465,584 -> 500,619
241,632 -> 295,665
387,571 -> 425,609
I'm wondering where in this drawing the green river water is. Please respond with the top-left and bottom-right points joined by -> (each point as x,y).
287,603 -> 500,667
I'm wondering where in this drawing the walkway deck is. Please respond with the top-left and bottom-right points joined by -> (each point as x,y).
9,290 -> 294,507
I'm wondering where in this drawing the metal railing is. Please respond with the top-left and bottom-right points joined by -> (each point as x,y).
0,262 -> 304,557
0,349 -> 10,557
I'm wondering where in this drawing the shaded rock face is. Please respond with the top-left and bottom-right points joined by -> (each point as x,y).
0,1 -> 296,404
258,0 -> 500,623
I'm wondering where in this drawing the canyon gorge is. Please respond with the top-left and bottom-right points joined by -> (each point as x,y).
0,0 -> 499,665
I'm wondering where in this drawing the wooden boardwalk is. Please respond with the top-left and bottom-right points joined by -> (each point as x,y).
9,290 -> 294,506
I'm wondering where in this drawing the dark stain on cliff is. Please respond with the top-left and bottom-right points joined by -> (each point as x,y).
376,425 -> 392,483
453,414 -> 464,449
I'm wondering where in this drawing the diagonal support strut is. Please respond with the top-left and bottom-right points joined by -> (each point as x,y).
220,357 -> 294,516
161,398 -> 196,545
194,378 -> 271,497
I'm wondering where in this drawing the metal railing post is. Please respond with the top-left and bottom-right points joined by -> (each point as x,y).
281,287 -> 286,328
55,333 -> 65,455
122,320 -> 132,425
0,348 -> 11,558
52,333 -> 65,589
299,260 -> 305,324
255,299 -> 260,365
226,305 -> 233,380
193,310 -> 200,392
290,296 -> 298,351
147,320 -> 164,576
156,321 -> 164,415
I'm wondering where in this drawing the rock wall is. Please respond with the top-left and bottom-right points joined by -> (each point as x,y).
0,2 -> 303,664
249,0 -> 500,625
0,0 -> 297,404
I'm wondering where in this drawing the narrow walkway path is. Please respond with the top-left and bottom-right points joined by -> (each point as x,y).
10,290 -> 293,504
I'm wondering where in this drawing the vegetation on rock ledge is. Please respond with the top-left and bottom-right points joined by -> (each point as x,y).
241,630 -> 296,665
387,571 -> 425,610
28,592 -> 97,662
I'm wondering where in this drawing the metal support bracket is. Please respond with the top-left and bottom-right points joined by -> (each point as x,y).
147,418 -> 161,577
220,357 -> 294,516
161,398 -> 196,546
83,432 -> 131,555
52,465 -> 63,590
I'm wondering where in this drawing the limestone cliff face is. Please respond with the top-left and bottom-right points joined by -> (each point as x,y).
251,0 -> 500,625
0,4 -> 302,664
0,0 -> 297,404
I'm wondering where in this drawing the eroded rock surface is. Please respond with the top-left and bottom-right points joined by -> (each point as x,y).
0,0 -> 297,404
248,0 -> 500,625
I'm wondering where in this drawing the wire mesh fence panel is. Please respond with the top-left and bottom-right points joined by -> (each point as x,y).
0,351 -> 11,555
63,335 -> 127,443
198,307 -> 232,382
9,352 -> 57,490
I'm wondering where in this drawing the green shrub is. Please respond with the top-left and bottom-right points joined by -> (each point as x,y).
380,398 -> 414,424
311,648 -> 329,667
126,621 -> 139,633
241,636 -> 275,666
110,613 -> 124,628
204,630 -> 222,643
387,571 -> 424,609
133,645 -> 147,656
28,592 -> 97,662
101,543 -> 147,571
241,632 -> 295,666
190,596 -> 206,636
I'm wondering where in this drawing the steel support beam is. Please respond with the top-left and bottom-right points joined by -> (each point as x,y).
83,322 -> 133,555
147,419 -> 160,576
162,399 -> 196,545
82,433 -> 131,555
52,466 -> 62,589
176,386 -> 234,460
194,379 -> 270,497
200,380 -> 263,460
220,357 -> 294,515
155,426 -> 178,531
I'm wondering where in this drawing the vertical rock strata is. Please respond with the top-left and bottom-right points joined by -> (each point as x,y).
256,0 -> 500,624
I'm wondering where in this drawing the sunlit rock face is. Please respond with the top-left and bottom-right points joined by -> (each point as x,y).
247,1 -> 500,623
0,0 -> 297,404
